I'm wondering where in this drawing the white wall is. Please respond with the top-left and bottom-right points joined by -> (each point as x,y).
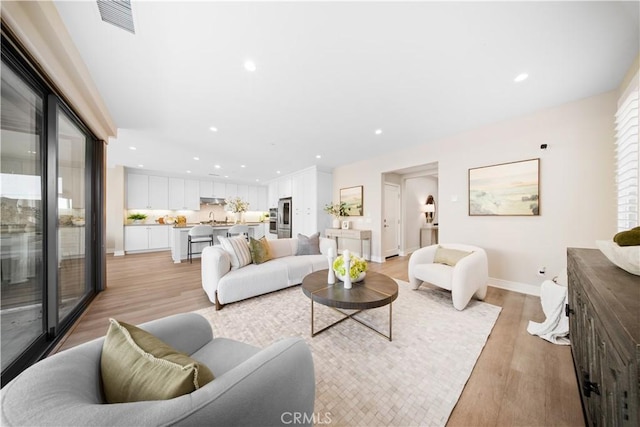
106,165 -> 125,255
333,91 -> 618,293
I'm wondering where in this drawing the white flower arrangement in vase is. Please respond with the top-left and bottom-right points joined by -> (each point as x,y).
226,197 -> 249,223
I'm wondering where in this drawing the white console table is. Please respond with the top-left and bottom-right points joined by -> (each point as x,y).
420,225 -> 439,248
325,228 -> 372,261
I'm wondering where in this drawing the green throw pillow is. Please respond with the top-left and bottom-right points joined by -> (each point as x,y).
249,236 -> 273,264
613,226 -> 640,247
433,246 -> 472,266
100,319 -> 214,404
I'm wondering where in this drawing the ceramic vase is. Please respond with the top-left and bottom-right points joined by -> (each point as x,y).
343,250 -> 352,289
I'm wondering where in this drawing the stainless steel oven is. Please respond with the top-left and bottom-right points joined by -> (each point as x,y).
269,208 -> 277,234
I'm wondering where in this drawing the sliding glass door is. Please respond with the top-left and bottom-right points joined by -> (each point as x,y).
1,33 -> 103,386
56,111 -> 92,323
0,59 -> 47,374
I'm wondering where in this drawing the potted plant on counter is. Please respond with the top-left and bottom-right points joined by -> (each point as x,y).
127,212 -> 147,224
324,202 -> 347,228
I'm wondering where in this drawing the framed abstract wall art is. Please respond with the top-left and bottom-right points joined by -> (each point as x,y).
469,158 -> 540,216
340,185 -> 363,216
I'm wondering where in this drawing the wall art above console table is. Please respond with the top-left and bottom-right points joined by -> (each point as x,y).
566,248 -> 638,426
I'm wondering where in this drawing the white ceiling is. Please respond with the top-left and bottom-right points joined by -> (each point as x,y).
53,1 -> 639,184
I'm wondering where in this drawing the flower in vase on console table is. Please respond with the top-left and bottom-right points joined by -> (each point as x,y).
324,202 -> 347,229
333,251 -> 368,283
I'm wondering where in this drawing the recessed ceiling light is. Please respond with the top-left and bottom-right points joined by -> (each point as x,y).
244,60 -> 257,72
276,170 -> 281,174
315,155 -> 321,159
129,146 -> 136,150
209,126 -> 218,132
224,175 -> 229,178
193,157 -> 200,161
240,165 -> 246,168
514,73 -> 529,83
375,129 -> 382,135
138,164 -> 144,168
186,170 -> 191,174
214,164 -> 221,169
255,179 -> 260,182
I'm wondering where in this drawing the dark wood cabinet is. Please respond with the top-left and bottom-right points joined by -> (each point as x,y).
567,248 -> 639,426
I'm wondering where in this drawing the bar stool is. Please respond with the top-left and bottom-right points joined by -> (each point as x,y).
226,225 -> 249,240
188,225 -> 214,263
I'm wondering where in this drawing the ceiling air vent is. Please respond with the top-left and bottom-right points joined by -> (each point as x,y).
97,0 -> 135,34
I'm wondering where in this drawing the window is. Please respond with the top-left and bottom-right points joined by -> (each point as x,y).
615,75 -> 639,232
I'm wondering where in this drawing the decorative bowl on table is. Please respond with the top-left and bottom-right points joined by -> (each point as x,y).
71,218 -> 85,226
333,254 -> 368,283
335,271 -> 366,283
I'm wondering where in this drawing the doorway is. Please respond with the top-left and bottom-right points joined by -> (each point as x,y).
383,183 -> 400,258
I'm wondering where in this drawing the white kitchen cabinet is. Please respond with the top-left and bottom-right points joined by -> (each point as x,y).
225,183 -> 238,202
169,178 -> 200,210
291,167 -> 332,237
213,182 -> 226,198
127,174 -> 169,209
236,184 -> 249,203
199,180 -> 214,198
125,225 -> 170,252
278,177 -> 292,199
268,181 -> 278,208
257,186 -> 268,211
247,185 -> 258,210
184,180 -> 200,209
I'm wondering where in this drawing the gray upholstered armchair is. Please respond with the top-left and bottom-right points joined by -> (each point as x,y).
1,313 -> 316,426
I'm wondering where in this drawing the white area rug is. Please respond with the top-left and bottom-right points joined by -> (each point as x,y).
195,280 -> 501,427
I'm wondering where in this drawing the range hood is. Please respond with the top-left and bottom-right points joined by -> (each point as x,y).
200,197 -> 226,205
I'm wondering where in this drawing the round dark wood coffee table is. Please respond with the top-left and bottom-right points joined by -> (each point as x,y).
301,270 -> 399,341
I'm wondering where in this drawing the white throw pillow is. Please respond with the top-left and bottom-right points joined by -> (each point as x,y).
217,236 -> 252,270
596,240 -> 640,276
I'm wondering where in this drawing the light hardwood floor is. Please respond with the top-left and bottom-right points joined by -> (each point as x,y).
54,251 -> 585,426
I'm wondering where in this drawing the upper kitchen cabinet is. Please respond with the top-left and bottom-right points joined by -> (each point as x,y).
266,176 -> 294,208
257,186 -> 268,211
127,173 -> 168,209
200,180 -> 227,199
278,177 -> 292,199
291,167 -> 332,237
236,184 -> 249,203
169,178 -> 199,210
213,181 -> 226,198
199,180 -> 214,198
225,183 -> 238,201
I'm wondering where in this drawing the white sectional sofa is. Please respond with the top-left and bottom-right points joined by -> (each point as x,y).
201,237 -> 337,309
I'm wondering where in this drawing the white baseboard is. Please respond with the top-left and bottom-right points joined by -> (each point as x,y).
113,250 -> 125,257
489,277 -> 541,297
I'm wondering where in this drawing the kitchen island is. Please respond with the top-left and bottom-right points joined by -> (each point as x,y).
170,223 -> 264,263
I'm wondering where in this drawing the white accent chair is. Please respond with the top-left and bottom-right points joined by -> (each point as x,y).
408,243 -> 488,310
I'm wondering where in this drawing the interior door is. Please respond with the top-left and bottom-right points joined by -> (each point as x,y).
383,183 -> 400,258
